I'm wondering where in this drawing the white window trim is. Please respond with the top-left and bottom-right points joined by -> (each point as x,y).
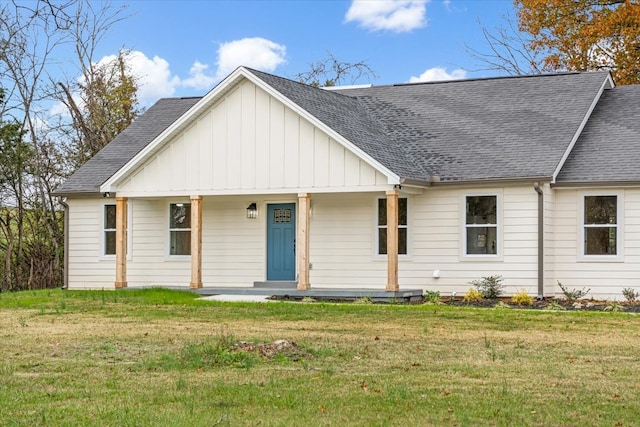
579,191 -> 623,262
167,201 -> 192,258
375,196 -> 410,258
461,191 -> 503,261
100,201 -> 132,260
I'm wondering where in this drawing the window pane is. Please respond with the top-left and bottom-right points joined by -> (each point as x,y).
104,205 -> 116,229
105,230 -> 116,255
585,196 -> 617,224
466,226 -> 497,255
466,196 -> 497,224
585,227 -> 616,255
398,198 -> 407,226
378,228 -> 408,255
170,230 -> 191,255
378,228 -> 387,255
170,204 -> 191,229
398,228 -> 407,255
378,199 -> 387,226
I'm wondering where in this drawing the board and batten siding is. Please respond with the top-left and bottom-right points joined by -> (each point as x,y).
553,188 -> 640,300
116,79 -> 388,196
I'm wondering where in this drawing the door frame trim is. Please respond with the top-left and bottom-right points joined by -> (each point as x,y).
265,201 -> 297,281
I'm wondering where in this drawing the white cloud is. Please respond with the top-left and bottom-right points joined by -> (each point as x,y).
214,37 -> 287,80
408,67 -> 466,82
125,51 -> 181,104
51,37 -> 287,111
345,0 -> 429,33
181,61 -> 217,90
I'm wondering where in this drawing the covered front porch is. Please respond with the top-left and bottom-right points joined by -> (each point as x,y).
110,189 -> 411,293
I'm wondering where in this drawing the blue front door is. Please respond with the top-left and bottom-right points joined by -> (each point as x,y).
267,203 -> 296,281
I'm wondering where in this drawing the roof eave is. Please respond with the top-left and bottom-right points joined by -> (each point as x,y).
552,180 -> 640,188
51,190 -> 104,198
429,176 -> 553,187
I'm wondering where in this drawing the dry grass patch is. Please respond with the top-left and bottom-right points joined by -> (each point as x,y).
1,289 -> 640,426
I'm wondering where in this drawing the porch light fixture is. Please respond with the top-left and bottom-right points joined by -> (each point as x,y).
246,203 -> 258,219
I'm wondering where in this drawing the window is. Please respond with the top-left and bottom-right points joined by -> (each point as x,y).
583,195 -> 617,256
465,195 -> 498,255
103,204 -> 116,256
169,203 -> 191,255
378,197 -> 407,255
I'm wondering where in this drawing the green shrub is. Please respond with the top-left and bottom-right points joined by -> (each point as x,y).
557,281 -> 590,303
463,288 -> 483,302
511,289 -> 534,306
470,275 -> 505,299
544,301 -> 565,311
603,301 -> 625,312
423,290 -> 442,304
622,288 -> 639,303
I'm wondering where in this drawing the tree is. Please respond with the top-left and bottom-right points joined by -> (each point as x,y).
0,0 -> 135,290
55,0 -> 141,169
466,14 -> 545,76
294,51 -> 378,87
0,89 -> 30,291
58,49 -> 142,169
516,0 -> 640,84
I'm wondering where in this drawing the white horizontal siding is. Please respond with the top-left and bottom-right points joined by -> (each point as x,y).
67,184 -> 640,298
553,188 -> 640,300
407,185 -> 540,296
308,193 -> 385,288
117,79 -> 389,196
67,198 -> 117,289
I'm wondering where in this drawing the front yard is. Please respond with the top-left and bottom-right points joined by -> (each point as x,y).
1,288 -> 639,426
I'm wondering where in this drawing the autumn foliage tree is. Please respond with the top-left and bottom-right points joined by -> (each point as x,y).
516,0 -> 640,84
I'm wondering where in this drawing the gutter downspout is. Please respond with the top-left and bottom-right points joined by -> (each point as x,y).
58,197 -> 69,290
533,182 -> 544,299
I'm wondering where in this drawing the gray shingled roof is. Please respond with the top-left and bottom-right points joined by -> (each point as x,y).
329,72 -> 611,182
556,85 -> 640,183
55,97 -> 201,195
57,68 -> 615,195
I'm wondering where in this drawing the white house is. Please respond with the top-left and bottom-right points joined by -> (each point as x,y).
54,67 -> 640,300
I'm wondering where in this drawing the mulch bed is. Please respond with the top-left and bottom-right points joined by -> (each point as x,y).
275,295 -> 640,312
441,297 -> 640,313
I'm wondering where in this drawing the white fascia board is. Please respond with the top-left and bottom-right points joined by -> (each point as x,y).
551,73 -> 615,183
100,67 -> 252,193
101,66 -> 400,193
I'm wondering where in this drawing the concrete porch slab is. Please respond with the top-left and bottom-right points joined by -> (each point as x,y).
191,287 -> 424,303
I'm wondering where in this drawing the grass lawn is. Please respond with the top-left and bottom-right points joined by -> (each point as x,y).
1,289 -> 639,426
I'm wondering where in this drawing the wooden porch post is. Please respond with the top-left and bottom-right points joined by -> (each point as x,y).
114,196 -> 127,288
190,195 -> 203,289
297,193 -> 311,290
386,190 -> 399,291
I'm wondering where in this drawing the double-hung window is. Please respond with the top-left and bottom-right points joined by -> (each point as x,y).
583,195 -> 618,256
377,197 -> 407,255
103,204 -> 117,256
169,203 -> 191,256
465,195 -> 498,256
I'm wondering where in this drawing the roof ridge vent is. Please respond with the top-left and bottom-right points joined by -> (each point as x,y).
322,84 -> 373,91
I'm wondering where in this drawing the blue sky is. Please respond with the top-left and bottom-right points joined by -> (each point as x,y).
98,0 -> 516,106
